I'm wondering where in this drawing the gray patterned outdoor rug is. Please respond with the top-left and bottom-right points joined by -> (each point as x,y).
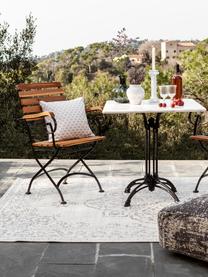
0,176 -> 204,242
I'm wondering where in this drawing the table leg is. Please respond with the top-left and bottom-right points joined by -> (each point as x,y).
124,113 -> 179,207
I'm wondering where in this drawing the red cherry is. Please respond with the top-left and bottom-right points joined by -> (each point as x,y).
159,103 -> 163,107
171,102 -> 175,108
162,103 -> 167,108
178,99 -> 184,106
174,99 -> 179,105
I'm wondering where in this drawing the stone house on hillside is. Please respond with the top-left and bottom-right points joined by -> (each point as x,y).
161,41 -> 196,65
128,40 -> 196,67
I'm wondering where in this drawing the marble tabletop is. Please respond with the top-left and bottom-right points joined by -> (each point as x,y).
102,99 -> 206,114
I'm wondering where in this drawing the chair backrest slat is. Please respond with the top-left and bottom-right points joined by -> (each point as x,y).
22,105 -> 42,114
16,82 -> 66,117
19,88 -> 65,98
17,82 -> 62,91
20,95 -> 66,106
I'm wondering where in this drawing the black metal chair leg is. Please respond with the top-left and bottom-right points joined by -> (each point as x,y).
56,156 -> 104,192
26,167 -> 45,195
36,159 -> 67,204
57,172 -> 89,187
63,159 -> 81,184
37,168 -> 68,179
80,159 -> 104,192
27,149 -> 67,204
124,184 -> 147,207
63,142 -> 99,185
26,150 -> 59,194
194,166 -> 208,193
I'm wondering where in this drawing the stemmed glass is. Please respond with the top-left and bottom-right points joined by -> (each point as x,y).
159,85 -> 168,107
167,85 -> 176,101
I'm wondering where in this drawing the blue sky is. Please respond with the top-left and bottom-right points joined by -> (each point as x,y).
1,0 -> 207,56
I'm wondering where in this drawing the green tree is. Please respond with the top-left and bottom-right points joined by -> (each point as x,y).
142,65 -> 172,99
112,27 -> 141,55
64,71 -> 116,106
180,39 -> 208,108
0,14 -> 37,157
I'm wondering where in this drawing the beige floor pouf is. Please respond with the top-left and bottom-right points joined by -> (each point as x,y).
158,195 -> 208,262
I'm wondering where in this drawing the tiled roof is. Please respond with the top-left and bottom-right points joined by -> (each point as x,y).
177,42 -> 195,47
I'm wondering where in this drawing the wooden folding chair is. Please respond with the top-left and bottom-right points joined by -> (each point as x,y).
16,82 -> 105,204
191,135 -> 208,193
190,112 -> 208,193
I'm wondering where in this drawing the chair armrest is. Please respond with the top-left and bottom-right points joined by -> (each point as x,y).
86,106 -> 103,113
22,111 -> 55,121
190,135 -> 208,141
22,111 -> 57,148
85,106 -> 105,136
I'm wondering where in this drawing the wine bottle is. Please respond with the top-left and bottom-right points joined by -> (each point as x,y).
171,64 -> 183,100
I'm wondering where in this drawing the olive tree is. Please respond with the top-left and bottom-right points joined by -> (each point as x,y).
0,14 -> 37,157
180,39 -> 208,108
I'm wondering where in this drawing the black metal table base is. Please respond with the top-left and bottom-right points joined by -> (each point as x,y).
124,113 -> 179,207
124,174 -> 178,207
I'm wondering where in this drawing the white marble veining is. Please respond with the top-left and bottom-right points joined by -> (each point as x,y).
102,99 -> 206,114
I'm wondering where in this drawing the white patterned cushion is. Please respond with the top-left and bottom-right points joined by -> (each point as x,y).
40,97 -> 95,142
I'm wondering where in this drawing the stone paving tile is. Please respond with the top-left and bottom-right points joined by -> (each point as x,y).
0,243 -> 48,277
99,243 -> 151,256
0,159 -> 207,179
82,160 -> 113,166
16,160 -> 82,180
79,164 -> 111,177
174,161 -> 205,177
35,264 -> 95,277
157,161 -> 178,177
153,243 -> 208,277
110,160 -> 144,177
0,175 -> 18,197
0,160 -> 24,175
42,243 -> 97,264
79,160 -> 112,177
192,177 -> 208,192
95,256 -> 153,277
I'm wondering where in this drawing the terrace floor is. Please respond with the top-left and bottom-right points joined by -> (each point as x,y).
0,159 -> 208,277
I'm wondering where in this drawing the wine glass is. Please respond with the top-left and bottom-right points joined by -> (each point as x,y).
167,85 -> 176,101
159,85 -> 168,106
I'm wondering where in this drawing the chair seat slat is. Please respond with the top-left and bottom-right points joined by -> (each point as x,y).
32,136 -> 105,148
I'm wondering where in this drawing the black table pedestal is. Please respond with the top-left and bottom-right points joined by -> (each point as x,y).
124,113 -> 179,207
